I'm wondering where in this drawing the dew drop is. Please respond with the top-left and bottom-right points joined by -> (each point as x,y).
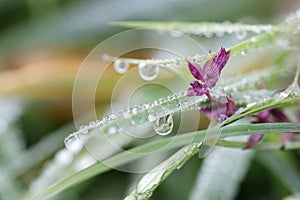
240,51 -> 247,56
103,115 -> 111,121
79,125 -> 89,134
153,114 -> 174,136
138,63 -> 160,81
148,114 -> 157,122
203,31 -> 213,38
64,134 -> 83,152
123,110 -> 131,119
169,30 -> 183,37
114,59 -> 129,74
108,126 -> 117,134
235,30 -> 247,40
215,31 -> 225,37
277,91 -> 289,100
132,107 -> 138,115
89,121 -> 96,128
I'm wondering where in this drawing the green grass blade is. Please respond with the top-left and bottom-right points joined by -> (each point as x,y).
23,122 -> 300,200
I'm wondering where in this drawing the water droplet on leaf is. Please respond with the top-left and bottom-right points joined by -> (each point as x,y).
235,30 -> 247,40
138,63 -> 160,81
64,134 -> 83,152
114,59 -> 129,74
153,114 -> 174,136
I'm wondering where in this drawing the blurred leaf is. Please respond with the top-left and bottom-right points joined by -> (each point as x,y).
125,143 -> 202,200
258,151 -> 300,194
190,147 -> 254,200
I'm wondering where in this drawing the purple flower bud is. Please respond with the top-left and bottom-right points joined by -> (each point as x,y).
243,134 -> 264,150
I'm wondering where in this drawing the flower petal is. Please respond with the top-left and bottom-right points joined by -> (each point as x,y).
243,134 -> 264,150
280,132 -> 295,143
202,59 -> 220,88
270,109 -> 289,122
187,61 -> 204,81
226,96 -> 237,117
213,47 -> 231,72
187,81 -> 209,96
252,109 -> 271,123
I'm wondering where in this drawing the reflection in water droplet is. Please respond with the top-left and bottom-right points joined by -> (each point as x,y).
114,59 -> 129,74
235,30 -> 247,40
153,114 -> 174,136
138,63 -> 160,81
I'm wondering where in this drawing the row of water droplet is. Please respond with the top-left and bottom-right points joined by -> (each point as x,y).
107,34 -> 272,79
156,22 -> 274,39
65,91 -> 206,150
285,9 -> 300,24
106,55 -> 184,81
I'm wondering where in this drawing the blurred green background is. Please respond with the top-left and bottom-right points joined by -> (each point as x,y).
0,0 -> 300,200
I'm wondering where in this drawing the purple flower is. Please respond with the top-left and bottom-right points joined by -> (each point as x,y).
244,108 -> 299,150
187,47 -> 231,96
226,96 -> 237,117
243,134 -> 264,150
200,95 -> 237,121
243,110 -> 274,149
187,48 -> 235,121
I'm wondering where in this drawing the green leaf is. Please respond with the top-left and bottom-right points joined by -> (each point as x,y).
109,21 -> 276,35
190,147 -> 254,200
23,122 -> 300,200
125,143 -> 202,200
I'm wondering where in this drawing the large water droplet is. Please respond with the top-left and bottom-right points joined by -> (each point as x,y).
64,134 -> 83,153
235,30 -> 247,40
114,59 -> 129,74
153,114 -> 173,136
138,63 -> 160,81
